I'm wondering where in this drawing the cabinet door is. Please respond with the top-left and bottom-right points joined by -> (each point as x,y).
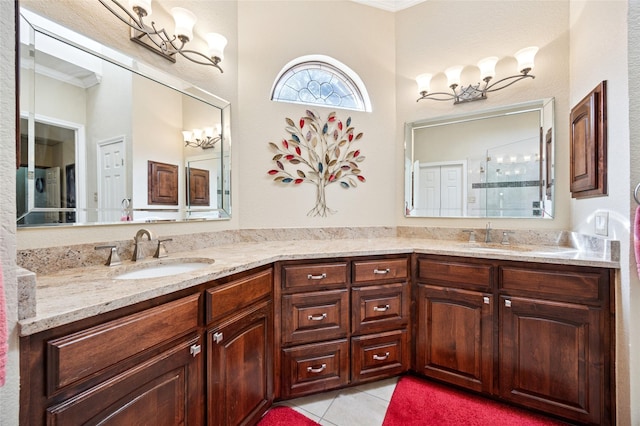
46,335 -> 204,425
415,284 -> 493,393
499,296 -> 604,424
208,301 -> 273,426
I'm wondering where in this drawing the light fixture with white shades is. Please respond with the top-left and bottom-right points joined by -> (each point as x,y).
416,47 -> 538,104
98,0 -> 228,72
182,125 -> 221,149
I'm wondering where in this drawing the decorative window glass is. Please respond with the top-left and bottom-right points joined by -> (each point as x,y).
271,55 -> 372,112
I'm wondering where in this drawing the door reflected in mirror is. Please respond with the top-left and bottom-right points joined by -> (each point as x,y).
18,8 -> 231,227
405,98 -> 554,219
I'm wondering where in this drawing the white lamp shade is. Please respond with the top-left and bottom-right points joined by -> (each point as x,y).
181,130 -> 192,142
204,127 -> 214,138
514,46 -> 538,73
416,73 -> 433,93
445,65 -> 464,87
192,129 -> 203,140
171,7 -> 197,41
129,0 -> 152,15
206,33 -> 227,61
477,56 -> 499,80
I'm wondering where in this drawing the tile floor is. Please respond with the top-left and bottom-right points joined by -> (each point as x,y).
275,376 -> 400,426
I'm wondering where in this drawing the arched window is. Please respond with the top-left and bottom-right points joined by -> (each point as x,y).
271,55 -> 372,112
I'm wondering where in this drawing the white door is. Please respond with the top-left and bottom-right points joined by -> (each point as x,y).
45,166 -> 61,222
417,165 -> 441,216
416,162 -> 465,217
98,138 -> 126,222
440,165 -> 463,216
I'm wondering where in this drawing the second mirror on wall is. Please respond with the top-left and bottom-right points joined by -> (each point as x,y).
405,98 -> 554,219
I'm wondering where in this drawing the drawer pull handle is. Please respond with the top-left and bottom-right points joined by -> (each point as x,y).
213,332 -> 223,344
483,297 -> 490,305
373,352 -> 390,361
190,344 -> 201,357
307,364 -> 327,374
373,304 -> 390,312
374,268 -> 391,275
505,299 -> 512,308
307,273 -> 327,280
308,313 -> 327,321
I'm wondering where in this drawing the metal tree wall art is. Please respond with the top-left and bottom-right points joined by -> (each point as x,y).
268,110 -> 366,217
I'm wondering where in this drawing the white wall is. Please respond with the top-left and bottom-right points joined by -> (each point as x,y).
237,1 -> 396,227
0,1 -> 18,423
569,2 -> 633,424
395,0 -> 570,230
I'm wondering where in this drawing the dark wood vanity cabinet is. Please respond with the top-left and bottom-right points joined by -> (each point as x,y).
275,255 -> 410,399
205,268 -> 274,426
20,267 -> 274,426
414,256 -> 494,393
413,254 -> 614,425
498,263 -> 613,425
20,293 -> 205,425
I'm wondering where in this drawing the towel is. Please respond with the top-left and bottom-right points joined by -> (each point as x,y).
0,261 -> 6,387
635,206 -> 640,280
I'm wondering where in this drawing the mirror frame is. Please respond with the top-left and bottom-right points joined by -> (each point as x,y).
17,8 -> 231,227
404,98 -> 554,219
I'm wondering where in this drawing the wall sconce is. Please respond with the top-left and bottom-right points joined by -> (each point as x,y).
98,0 -> 228,72
182,125 -> 221,149
416,47 -> 538,104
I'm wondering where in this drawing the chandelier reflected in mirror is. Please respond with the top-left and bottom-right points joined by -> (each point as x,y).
182,125 -> 221,150
416,47 -> 538,105
98,0 -> 227,72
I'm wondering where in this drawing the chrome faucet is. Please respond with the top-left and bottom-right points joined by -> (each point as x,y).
132,228 -> 155,261
484,222 -> 492,243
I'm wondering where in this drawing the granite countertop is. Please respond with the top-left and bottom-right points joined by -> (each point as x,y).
18,237 -> 620,336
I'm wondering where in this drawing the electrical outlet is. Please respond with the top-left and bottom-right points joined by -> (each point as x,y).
595,211 -> 609,236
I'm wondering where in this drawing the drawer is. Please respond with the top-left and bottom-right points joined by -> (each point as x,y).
281,339 -> 349,398
46,293 -> 200,395
417,257 -> 493,291
351,330 -> 409,383
351,283 -> 410,335
352,257 -> 408,284
282,262 -> 348,291
206,268 -> 272,325
500,265 -> 607,305
281,289 -> 349,345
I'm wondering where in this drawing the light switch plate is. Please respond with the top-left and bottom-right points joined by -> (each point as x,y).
595,211 -> 609,236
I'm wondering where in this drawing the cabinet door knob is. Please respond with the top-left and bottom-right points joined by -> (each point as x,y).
213,332 -> 224,344
190,344 -> 202,357
373,352 -> 390,361
373,304 -> 390,312
308,313 -> 327,321
307,273 -> 327,280
307,364 -> 327,374
505,299 -> 512,308
373,268 -> 391,275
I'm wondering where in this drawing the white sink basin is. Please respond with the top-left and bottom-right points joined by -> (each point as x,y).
113,259 -> 214,280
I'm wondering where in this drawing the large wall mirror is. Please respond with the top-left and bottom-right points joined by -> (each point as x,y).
17,8 -> 231,227
405,98 -> 554,219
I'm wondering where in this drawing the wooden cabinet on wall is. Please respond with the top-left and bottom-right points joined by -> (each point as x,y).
20,266 -> 274,426
413,254 -> 614,425
275,255 -> 410,399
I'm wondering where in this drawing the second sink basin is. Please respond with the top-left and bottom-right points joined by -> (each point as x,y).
113,258 -> 215,280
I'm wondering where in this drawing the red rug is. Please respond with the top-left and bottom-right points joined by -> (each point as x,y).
257,406 -> 320,426
382,375 -> 568,426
